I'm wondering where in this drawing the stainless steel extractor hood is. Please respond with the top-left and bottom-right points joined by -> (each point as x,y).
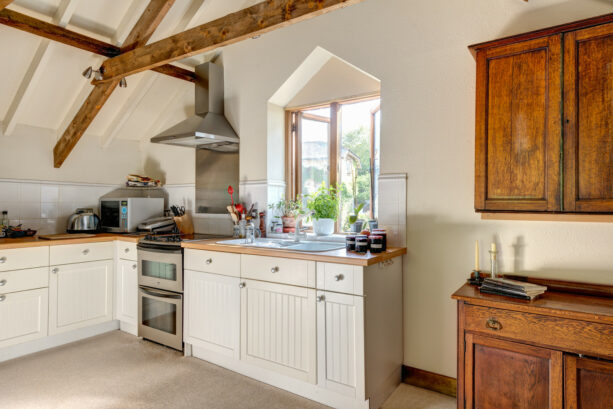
151,62 -> 238,151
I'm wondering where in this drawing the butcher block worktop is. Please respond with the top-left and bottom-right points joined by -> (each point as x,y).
182,239 -> 406,266
0,233 -> 141,249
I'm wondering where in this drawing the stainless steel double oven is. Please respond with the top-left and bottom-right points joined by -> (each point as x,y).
137,240 -> 184,351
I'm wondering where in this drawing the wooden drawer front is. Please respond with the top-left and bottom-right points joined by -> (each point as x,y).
0,267 -> 48,294
184,249 -> 240,278
117,242 -> 137,261
0,246 -> 48,272
50,242 -> 114,265
241,255 -> 315,287
465,305 -> 613,358
317,262 -> 363,295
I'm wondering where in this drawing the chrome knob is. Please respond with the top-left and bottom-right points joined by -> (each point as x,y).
205,258 -> 213,265
271,266 -> 279,273
124,248 -> 130,253
317,295 -> 325,303
82,249 -> 90,255
132,264 -> 137,270
52,268 -> 59,274
239,282 -> 246,289
0,279 -> 6,286
0,295 -> 5,302
0,256 -> 6,264
334,274 -> 344,281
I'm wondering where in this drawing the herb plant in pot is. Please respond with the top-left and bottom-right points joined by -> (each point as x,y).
348,203 -> 365,233
268,199 -> 302,233
307,184 -> 339,236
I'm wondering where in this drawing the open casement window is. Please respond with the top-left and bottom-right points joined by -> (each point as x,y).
286,96 -> 381,232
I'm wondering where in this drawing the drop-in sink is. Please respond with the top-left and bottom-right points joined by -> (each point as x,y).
216,238 -> 344,252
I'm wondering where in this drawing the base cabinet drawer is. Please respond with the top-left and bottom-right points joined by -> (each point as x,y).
0,267 -> 48,294
464,304 -> 613,359
0,246 -> 48,272
240,279 -> 317,383
50,242 -> 114,265
49,260 -> 113,335
117,242 -> 137,261
241,255 -> 315,287
185,270 -> 240,358
184,249 -> 240,277
0,288 -> 48,348
317,262 -> 363,295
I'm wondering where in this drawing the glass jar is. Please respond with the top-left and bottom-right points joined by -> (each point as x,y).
345,235 -> 356,251
369,235 -> 383,253
372,229 -> 387,251
355,235 -> 369,253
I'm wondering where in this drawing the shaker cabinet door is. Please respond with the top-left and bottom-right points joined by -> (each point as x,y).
564,355 -> 613,409
116,259 -> 138,328
240,279 -> 317,383
316,290 -> 365,399
475,35 -> 562,212
563,22 -> 613,212
464,334 -> 563,409
49,260 -> 113,335
184,270 -> 240,359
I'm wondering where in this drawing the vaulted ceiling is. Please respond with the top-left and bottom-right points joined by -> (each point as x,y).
0,0 -> 261,150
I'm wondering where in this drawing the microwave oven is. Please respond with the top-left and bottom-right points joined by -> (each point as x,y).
100,197 -> 164,233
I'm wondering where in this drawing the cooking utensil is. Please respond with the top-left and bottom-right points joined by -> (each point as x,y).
235,203 -> 244,214
228,186 -> 235,206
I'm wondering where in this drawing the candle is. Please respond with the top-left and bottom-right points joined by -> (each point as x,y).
475,240 -> 479,271
490,242 -> 497,252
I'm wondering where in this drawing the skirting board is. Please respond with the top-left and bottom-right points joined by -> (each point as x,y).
402,365 -> 457,398
0,320 -> 119,363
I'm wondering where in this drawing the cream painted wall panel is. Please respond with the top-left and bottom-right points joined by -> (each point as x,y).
216,0 -> 613,379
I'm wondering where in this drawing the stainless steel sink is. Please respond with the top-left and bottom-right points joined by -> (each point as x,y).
216,238 -> 344,252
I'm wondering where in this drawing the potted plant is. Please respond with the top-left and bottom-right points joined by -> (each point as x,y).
348,203 -> 365,233
268,198 -> 302,233
306,184 -> 339,236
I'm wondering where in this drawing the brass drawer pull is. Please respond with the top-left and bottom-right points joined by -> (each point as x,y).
486,318 -> 502,331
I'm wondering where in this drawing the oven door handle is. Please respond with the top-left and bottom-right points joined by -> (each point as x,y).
137,245 -> 183,254
140,287 -> 182,299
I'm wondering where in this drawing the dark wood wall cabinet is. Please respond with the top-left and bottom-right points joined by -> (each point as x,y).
471,13 -> 613,213
453,284 -> 613,409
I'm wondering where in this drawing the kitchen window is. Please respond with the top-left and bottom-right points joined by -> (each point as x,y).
286,96 -> 381,231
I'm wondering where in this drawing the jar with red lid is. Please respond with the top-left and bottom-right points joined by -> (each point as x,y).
371,229 -> 387,251
355,235 -> 369,253
369,235 -> 383,253
345,235 -> 356,251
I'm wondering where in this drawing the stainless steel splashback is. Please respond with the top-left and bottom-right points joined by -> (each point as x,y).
196,149 -> 239,214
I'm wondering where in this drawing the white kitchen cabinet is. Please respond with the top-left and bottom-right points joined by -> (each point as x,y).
184,270 -> 240,358
0,288 -> 48,348
116,259 -> 138,332
49,260 -> 113,335
316,290 -> 365,399
240,278 -> 317,383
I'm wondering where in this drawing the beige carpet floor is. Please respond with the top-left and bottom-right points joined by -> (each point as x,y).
0,331 -> 456,409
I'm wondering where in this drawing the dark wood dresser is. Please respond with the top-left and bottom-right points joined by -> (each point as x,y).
452,284 -> 613,409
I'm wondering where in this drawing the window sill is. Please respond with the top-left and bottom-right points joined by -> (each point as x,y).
267,232 -> 347,243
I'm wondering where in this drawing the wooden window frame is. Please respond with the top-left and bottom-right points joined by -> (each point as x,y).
285,94 -> 381,232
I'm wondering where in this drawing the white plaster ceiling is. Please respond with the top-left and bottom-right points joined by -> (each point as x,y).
0,0 -> 260,145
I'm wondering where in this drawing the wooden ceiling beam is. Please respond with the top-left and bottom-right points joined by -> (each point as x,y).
94,0 -> 366,83
0,8 -> 194,82
53,0 -> 176,168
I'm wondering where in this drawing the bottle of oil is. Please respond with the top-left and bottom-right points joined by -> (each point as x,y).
0,210 -> 7,238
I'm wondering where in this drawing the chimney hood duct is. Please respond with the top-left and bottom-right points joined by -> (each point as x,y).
150,62 -> 238,151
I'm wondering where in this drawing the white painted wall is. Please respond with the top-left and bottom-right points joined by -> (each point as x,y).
214,0 -> 613,378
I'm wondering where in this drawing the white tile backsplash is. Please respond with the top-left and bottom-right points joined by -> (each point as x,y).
0,179 -> 119,235
378,173 -> 407,247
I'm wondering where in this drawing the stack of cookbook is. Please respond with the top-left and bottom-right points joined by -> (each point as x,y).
480,277 -> 547,300
126,174 -> 161,187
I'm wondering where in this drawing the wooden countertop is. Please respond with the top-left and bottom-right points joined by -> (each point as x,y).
452,283 -> 613,326
0,233 -> 141,249
182,239 -> 406,266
